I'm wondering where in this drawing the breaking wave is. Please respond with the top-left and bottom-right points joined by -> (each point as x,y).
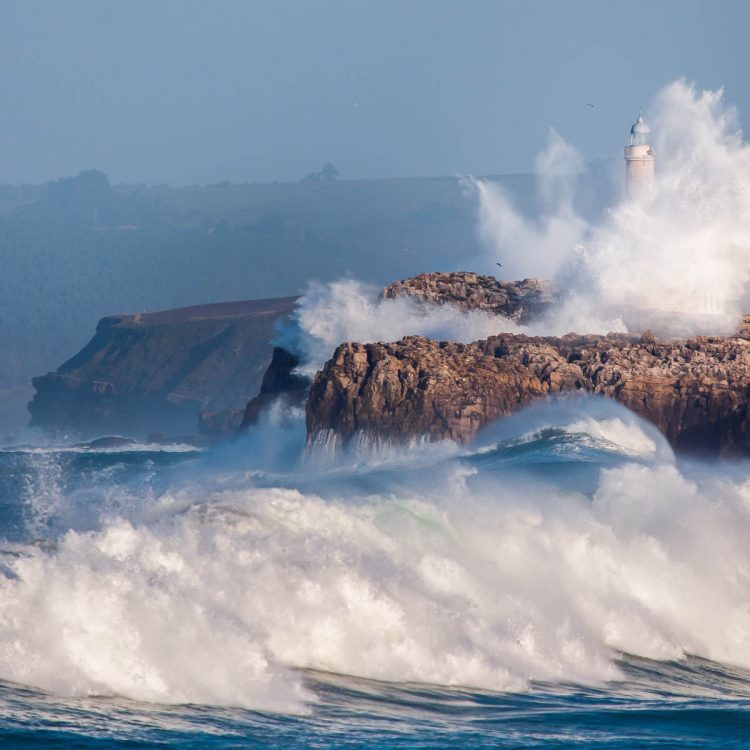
474,79 -> 750,336
2,399 -> 750,714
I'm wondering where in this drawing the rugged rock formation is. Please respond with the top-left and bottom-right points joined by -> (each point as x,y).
239,347 -> 310,429
29,296 -> 297,437
382,272 -> 559,323
307,322 -> 750,455
234,271 -> 553,433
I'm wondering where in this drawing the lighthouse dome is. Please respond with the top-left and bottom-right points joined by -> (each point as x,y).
630,113 -> 650,145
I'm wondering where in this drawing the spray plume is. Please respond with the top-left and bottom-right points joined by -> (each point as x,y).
475,80 -> 750,336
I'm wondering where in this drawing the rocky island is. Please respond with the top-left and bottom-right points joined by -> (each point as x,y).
306,329 -> 750,454
30,269 -> 750,457
306,272 -> 750,456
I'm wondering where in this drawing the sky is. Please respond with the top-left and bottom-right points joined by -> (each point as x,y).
0,0 -> 747,185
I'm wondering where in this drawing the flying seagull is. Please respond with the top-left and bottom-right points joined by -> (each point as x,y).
495,262 -> 502,268
586,103 -> 595,108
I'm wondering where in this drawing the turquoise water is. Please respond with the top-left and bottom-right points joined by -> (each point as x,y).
1,400 -> 750,747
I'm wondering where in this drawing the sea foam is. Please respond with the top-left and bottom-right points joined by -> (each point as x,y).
2,402 -> 750,712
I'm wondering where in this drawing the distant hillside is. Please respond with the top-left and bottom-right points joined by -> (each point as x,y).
0,170 -> 541,430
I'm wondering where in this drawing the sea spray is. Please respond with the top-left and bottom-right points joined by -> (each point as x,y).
3,401 -> 750,711
286,279 -> 517,377
474,80 -> 750,335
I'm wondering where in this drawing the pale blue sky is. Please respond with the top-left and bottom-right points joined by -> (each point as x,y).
0,0 -> 746,184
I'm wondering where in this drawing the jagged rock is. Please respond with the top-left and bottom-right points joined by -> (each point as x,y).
382,272 -> 559,323
29,297 -> 297,438
228,272 -> 557,431
240,347 -> 310,429
307,322 -> 750,455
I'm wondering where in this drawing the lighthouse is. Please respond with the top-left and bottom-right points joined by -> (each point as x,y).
624,113 -> 655,195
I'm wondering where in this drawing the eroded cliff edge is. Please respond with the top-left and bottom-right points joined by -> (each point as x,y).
307,325 -> 750,455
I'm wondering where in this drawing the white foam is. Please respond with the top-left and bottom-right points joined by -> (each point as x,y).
290,279 -> 521,377
5,78 -> 750,714
474,80 -> 750,336
562,417 -> 658,457
3,419 -> 750,711
6,443 -> 201,455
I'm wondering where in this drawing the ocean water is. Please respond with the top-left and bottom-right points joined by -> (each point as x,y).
2,398 -> 750,747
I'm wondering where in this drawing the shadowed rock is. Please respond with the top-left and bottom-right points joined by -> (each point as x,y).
239,347 -> 310,430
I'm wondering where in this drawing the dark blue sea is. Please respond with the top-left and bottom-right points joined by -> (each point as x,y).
2,398 -> 750,748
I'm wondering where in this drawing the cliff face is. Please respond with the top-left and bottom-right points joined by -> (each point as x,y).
307,325 -> 750,455
29,297 -> 297,437
382,272 -> 559,323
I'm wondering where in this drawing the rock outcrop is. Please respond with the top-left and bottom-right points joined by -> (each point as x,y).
233,271 -> 557,433
239,347 -> 310,429
29,296 -> 297,437
307,323 -> 750,455
382,272 -> 559,323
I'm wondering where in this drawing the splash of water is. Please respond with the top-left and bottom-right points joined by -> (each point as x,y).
3,402 -> 750,712
286,279 -> 521,377
475,80 -> 750,335
284,82 -> 741,373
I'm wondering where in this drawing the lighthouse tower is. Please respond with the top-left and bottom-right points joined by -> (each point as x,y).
624,113 -> 655,195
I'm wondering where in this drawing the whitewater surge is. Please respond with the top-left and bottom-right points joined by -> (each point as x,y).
286,278 -> 518,377
279,83 -> 750,372
2,402 -> 750,713
473,80 -> 750,336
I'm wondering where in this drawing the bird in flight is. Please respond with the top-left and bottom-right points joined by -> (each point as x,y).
495,262 -> 502,268
586,103 -> 595,108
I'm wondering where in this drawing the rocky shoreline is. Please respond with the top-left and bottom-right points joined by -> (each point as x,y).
306,326 -> 750,455
301,271 -> 750,455
29,270 -> 750,456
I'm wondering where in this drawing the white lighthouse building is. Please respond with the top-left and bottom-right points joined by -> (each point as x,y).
624,113 -> 655,195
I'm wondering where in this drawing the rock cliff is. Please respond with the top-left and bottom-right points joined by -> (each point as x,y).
29,296 -> 297,437
307,324 -> 750,455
